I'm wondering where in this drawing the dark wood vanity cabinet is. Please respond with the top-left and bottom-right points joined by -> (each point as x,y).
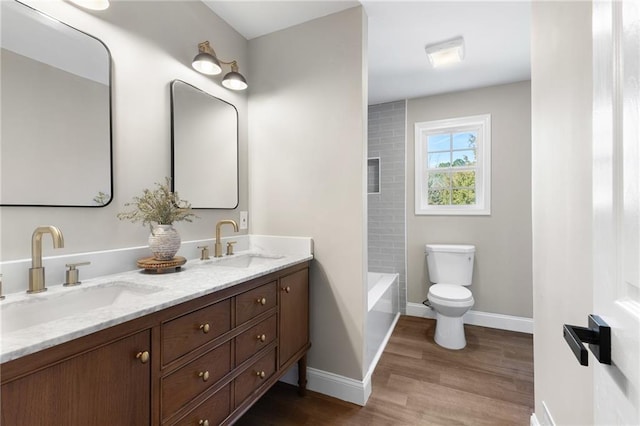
0,261 -> 310,426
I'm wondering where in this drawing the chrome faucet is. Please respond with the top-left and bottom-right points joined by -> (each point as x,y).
215,220 -> 238,257
28,225 -> 64,293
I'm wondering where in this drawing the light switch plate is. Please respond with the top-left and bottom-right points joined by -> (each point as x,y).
240,211 -> 248,230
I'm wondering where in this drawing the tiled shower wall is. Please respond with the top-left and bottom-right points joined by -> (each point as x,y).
368,100 -> 407,312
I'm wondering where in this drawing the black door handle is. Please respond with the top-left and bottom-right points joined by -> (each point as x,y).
563,314 -> 611,366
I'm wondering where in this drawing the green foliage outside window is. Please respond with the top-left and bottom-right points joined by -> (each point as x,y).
426,133 -> 476,206
427,172 -> 476,205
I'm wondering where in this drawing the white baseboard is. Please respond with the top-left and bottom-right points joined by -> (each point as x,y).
406,302 -> 534,334
280,313 -> 400,407
279,365 -> 369,406
406,301 -> 438,318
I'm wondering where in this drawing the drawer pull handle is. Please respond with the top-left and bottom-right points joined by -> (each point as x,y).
283,286 -> 291,293
199,323 -> 210,333
135,351 -> 149,364
256,370 -> 266,379
257,297 -> 267,305
257,334 -> 266,342
199,420 -> 209,426
198,371 -> 210,382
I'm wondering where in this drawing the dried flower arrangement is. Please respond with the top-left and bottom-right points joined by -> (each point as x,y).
117,177 -> 197,230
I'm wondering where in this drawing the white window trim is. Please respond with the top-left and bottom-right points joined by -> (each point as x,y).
414,114 -> 491,215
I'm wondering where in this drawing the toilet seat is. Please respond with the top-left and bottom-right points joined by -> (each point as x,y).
428,283 -> 473,303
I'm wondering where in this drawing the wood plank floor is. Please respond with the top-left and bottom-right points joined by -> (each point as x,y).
236,315 -> 534,425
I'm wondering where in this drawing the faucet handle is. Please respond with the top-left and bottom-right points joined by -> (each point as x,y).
64,262 -> 91,287
0,274 -> 4,300
226,241 -> 237,256
197,245 -> 210,260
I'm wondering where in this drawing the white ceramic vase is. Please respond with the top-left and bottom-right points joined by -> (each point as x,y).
148,224 -> 180,260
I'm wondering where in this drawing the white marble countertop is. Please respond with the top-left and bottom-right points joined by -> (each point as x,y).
0,245 -> 312,364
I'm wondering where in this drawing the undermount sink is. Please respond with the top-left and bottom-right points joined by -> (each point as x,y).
1,282 -> 162,335
210,253 -> 284,268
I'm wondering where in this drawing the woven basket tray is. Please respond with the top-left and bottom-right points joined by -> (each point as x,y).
136,256 -> 186,274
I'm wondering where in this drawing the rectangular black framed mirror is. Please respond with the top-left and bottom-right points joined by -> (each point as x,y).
0,0 -> 112,207
170,79 -> 239,209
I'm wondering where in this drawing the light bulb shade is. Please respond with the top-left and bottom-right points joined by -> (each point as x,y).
67,0 -> 110,10
425,37 -> 465,68
222,71 -> 248,91
192,52 -> 222,75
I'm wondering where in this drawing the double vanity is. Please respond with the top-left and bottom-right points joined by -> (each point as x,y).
0,238 -> 312,425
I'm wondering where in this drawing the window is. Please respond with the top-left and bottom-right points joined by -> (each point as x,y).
415,114 -> 491,215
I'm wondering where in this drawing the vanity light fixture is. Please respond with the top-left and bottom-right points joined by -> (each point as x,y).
425,37 -> 465,68
192,41 -> 248,91
192,41 -> 222,75
66,0 -> 110,11
221,61 -> 248,90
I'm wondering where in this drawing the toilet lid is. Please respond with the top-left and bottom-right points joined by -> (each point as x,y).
429,284 -> 473,302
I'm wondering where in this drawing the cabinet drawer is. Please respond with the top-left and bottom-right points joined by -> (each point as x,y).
162,299 -> 231,364
169,384 -> 231,426
235,315 -> 277,365
162,341 -> 232,420
234,348 -> 277,407
235,282 -> 276,325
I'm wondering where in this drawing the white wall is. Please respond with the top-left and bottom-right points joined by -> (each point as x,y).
531,2 -> 593,425
0,2 -> 249,267
406,81 -> 532,318
248,7 -> 368,380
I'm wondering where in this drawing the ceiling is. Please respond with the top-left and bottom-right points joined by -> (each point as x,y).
203,1 -> 531,105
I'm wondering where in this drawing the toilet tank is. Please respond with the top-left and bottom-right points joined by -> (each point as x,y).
425,244 -> 475,286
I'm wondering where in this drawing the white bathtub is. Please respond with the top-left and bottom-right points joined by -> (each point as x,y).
365,272 -> 400,378
368,272 -> 398,311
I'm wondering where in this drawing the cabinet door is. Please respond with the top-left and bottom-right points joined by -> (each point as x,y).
1,330 -> 151,425
279,268 -> 309,367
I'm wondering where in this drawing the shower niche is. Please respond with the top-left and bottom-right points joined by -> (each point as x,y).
367,158 -> 380,194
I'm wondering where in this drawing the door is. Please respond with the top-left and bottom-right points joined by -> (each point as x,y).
593,1 -> 640,423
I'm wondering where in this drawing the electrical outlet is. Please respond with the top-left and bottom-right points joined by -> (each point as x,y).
240,211 -> 248,230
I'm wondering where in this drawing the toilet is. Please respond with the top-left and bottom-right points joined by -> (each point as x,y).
425,244 -> 475,350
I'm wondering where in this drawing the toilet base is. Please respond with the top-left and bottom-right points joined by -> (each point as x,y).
434,313 -> 466,350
